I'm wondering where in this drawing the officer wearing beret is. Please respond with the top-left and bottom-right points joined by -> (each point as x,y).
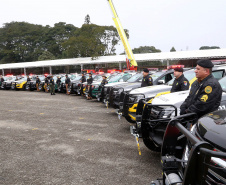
49,75 -> 55,95
100,75 -> 108,86
180,59 -> 222,118
65,74 -> 71,95
141,68 -> 153,87
36,76 -> 41,91
171,67 -> 189,92
80,73 -> 86,95
87,73 -> 93,100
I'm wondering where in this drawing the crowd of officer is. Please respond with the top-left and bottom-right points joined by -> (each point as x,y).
0,59 -> 221,119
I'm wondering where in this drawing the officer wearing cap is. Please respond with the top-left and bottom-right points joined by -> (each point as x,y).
180,59 -> 222,118
141,68 -> 153,87
171,67 -> 189,92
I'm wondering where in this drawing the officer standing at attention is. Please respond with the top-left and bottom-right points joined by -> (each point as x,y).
180,59 -> 222,118
87,73 -> 93,100
80,73 -> 86,95
27,75 -> 31,82
141,68 -> 153,87
65,74 -> 71,95
101,75 -> 108,86
0,75 -> 4,86
49,75 -> 55,95
36,76 -> 41,91
171,67 -> 190,92
44,75 -> 49,93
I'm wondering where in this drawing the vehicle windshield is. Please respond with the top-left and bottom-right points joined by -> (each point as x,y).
72,75 -> 82,81
127,73 -> 143,82
94,75 -> 102,82
151,72 -> 164,81
108,74 -> 123,82
7,76 -> 16,81
219,76 -> 226,92
167,70 -> 196,86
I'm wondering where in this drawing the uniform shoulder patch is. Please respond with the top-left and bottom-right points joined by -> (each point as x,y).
201,94 -> 208,102
184,81 -> 187,86
205,86 -> 212,94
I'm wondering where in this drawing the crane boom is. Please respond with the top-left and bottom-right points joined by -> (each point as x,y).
107,0 -> 137,69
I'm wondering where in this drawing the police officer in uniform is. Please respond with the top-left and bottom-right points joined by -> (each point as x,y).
87,73 -> 93,100
180,59 -> 222,118
171,67 -> 189,92
27,75 -> 31,82
65,74 -> 71,95
0,75 -> 4,86
80,73 -> 86,95
44,76 -> 49,92
49,75 -> 55,95
100,75 -> 108,86
141,68 -> 153,87
36,76 -> 41,91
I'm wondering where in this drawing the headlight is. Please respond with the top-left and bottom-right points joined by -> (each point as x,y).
129,94 -> 145,103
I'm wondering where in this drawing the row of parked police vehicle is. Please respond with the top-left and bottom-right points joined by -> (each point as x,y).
1,64 -> 226,185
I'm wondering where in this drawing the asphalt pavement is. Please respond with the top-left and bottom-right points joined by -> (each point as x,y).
0,90 -> 161,185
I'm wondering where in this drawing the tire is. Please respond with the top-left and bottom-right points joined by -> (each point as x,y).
141,123 -> 161,152
22,84 -> 26,91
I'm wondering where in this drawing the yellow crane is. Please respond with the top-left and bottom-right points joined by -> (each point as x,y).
107,0 -> 138,70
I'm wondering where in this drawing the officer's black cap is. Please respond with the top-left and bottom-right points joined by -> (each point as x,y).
174,67 -> 183,72
197,59 -> 214,68
102,75 -> 107,78
143,68 -> 149,73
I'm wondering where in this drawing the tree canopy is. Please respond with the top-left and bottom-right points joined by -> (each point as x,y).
199,46 -> 220,50
132,46 -> 161,54
0,21 -> 123,63
170,47 -> 176,52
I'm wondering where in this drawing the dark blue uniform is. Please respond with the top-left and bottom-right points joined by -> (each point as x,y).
171,74 -> 190,92
141,75 -> 153,87
180,74 -> 222,118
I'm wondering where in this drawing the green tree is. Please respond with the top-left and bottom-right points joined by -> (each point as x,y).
170,47 -> 176,52
132,46 -> 161,54
199,46 -> 220,50
84,14 -> 91,24
38,51 -> 56,61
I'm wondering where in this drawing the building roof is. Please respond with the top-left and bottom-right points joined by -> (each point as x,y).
0,48 -> 226,69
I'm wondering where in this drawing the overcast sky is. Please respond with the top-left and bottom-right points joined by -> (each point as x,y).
1,0 -> 226,54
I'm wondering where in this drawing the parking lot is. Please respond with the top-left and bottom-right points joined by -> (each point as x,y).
0,90 -> 161,185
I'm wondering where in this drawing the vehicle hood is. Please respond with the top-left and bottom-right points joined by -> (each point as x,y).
197,109 -> 226,151
114,82 -> 141,92
104,82 -> 127,87
151,90 -> 190,107
130,85 -> 172,98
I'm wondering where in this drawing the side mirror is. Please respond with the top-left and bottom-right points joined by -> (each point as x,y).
158,80 -> 165,84
119,79 -> 123,82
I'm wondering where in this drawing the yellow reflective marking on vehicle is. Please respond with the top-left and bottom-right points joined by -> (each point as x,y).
189,77 -> 197,87
128,103 -> 138,113
147,98 -> 154,104
135,136 -> 141,155
128,114 -> 136,121
154,91 -> 170,99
